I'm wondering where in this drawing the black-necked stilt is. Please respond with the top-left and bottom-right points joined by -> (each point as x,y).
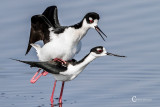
25,6 -> 107,83
13,46 -> 125,104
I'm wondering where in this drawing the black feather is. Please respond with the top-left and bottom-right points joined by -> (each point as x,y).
11,59 -> 67,74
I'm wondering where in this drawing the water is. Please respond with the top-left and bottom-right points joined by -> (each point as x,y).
0,0 -> 160,107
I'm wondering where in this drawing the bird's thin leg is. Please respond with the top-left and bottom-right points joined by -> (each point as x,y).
50,80 -> 57,105
30,69 -> 42,84
51,104 -> 54,107
59,103 -> 62,107
42,70 -> 48,76
59,81 -> 65,104
30,69 -> 48,84
54,58 -> 67,64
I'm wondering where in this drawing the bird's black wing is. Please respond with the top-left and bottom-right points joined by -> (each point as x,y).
26,6 -> 60,55
42,6 -> 61,28
12,59 -> 67,74
25,15 -> 53,55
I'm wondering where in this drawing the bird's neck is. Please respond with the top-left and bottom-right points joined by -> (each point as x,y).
81,19 -> 90,31
76,20 -> 90,40
76,53 -> 96,70
72,18 -> 90,30
71,19 -> 90,37
67,20 -> 90,45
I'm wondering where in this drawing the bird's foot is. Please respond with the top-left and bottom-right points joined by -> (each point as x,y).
30,69 -> 42,84
53,58 -> 67,65
59,99 -> 62,104
50,98 -> 54,105
30,69 -> 48,84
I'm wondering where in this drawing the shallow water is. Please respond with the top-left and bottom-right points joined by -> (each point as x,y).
0,0 -> 160,107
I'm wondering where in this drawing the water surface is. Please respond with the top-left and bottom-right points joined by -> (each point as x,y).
0,0 -> 160,107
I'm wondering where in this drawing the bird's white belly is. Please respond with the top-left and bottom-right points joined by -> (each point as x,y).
52,64 -> 85,81
35,27 -> 87,61
52,74 -> 73,81
39,42 -> 76,61
52,71 -> 81,81
38,35 -> 81,61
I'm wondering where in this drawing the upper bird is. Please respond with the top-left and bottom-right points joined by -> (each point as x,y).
25,6 -> 107,62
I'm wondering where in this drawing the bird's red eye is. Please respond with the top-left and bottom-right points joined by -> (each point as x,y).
90,20 -> 94,23
98,50 -> 103,53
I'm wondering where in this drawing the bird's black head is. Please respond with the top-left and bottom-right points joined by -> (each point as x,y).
83,12 -> 107,41
90,46 -> 104,54
90,46 -> 126,58
84,12 -> 100,24
90,46 -> 107,57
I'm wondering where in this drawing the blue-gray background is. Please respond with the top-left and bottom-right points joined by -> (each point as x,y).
0,0 -> 160,107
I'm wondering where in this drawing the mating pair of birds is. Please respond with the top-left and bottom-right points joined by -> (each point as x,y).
14,6 -> 125,104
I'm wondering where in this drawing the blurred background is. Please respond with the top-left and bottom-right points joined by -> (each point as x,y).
0,0 -> 160,107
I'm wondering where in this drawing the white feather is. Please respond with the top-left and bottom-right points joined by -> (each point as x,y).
31,19 -> 98,62
54,53 -> 97,81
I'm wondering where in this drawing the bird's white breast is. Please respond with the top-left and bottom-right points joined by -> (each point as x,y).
37,27 -> 88,61
53,64 -> 84,81
52,52 -> 96,81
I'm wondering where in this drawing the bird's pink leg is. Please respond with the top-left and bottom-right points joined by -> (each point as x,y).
30,69 -> 48,84
59,81 -> 65,104
51,104 -> 54,107
59,103 -> 62,107
42,71 -> 48,76
50,80 -> 57,105
30,69 -> 42,84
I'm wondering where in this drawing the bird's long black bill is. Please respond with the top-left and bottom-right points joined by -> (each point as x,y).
95,26 -> 107,41
107,52 -> 126,57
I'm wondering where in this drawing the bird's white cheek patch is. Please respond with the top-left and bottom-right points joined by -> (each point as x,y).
93,19 -> 98,26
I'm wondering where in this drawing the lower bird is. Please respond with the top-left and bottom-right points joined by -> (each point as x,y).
13,46 -> 125,104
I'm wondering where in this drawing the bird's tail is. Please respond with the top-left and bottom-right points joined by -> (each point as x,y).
10,58 -> 37,67
30,43 -> 41,55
